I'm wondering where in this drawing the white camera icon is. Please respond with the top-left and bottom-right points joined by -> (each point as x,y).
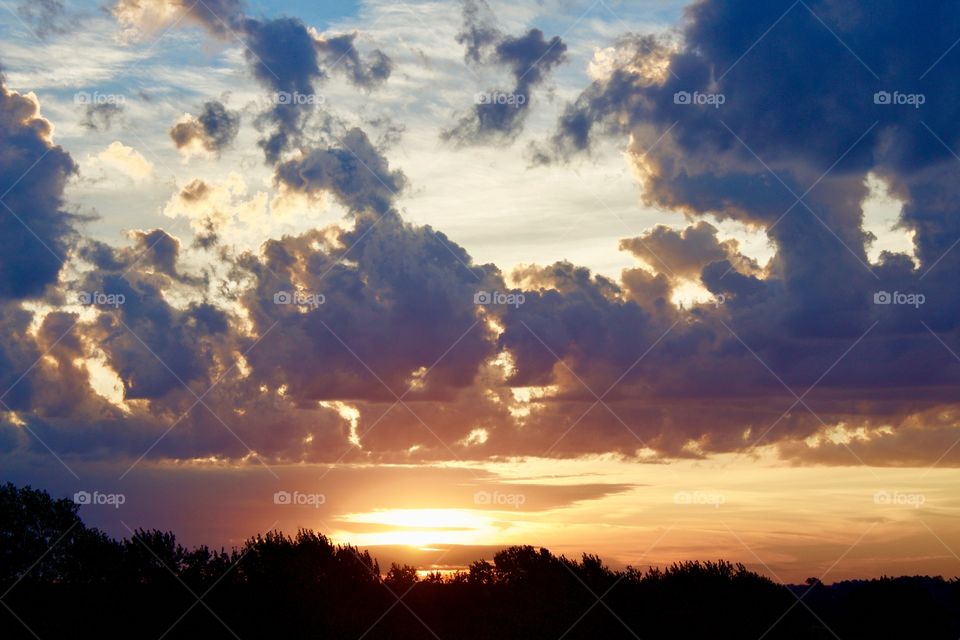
74,491 -> 92,504
274,291 -> 293,305
873,91 -> 891,105
275,91 -> 292,105
273,490 -> 292,504
873,291 -> 892,304
474,291 -> 491,305
73,91 -> 91,105
673,91 -> 691,105
473,490 -> 491,505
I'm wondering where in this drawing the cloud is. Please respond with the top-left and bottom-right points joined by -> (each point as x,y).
242,16 -> 326,163
315,32 -> 393,90
619,221 -> 759,281
169,100 -> 240,156
235,214 -> 497,405
111,0 -> 243,41
444,0 -> 567,144
455,0 -> 500,64
16,0 -> 68,39
80,102 -> 124,131
0,77 -> 76,299
529,0 -> 960,459
110,1 -> 394,163
243,18 -> 395,163
161,173 -> 268,242
2,2 -> 960,471
93,141 -> 154,181
778,413 -> 960,467
273,127 -> 406,216
86,287 -> 215,400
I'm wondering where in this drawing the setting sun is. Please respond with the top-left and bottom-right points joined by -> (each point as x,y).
334,509 -> 500,548
2,0 -> 960,636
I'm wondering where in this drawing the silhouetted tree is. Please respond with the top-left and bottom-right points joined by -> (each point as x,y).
2,483 -> 959,639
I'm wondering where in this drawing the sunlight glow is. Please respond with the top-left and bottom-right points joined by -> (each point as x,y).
334,509 -> 500,547
321,400 -> 362,447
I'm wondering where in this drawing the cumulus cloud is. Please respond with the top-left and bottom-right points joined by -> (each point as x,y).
111,0 -> 393,164
169,100 -> 240,155
620,221 -> 759,281
0,78 -> 76,299
2,2 -> 960,471
237,216 -> 496,404
243,16 -> 327,163
161,173 -> 268,242
246,20 -> 396,163
273,128 -> 406,216
92,141 -> 154,181
532,0 -> 960,460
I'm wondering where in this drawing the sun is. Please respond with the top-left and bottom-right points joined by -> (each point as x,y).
333,509 -> 500,548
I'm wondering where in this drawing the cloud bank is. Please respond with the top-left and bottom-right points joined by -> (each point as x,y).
1,0 -> 959,473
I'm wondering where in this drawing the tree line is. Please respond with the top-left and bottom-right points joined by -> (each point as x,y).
1,483 -> 957,638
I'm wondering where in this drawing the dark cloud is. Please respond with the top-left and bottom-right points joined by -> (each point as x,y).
70,237 -> 220,400
240,17 -> 395,163
80,102 -> 124,131
111,1 -> 393,164
4,2 -> 960,470
241,16 -> 326,163
274,127 -> 406,216
620,221 -> 759,280
0,77 -> 76,299
0,302 -> 46,413
778,412 -> 960,467
169,100 -> 240,153
529,0 -> 960,459
237,215 -> 497,405
0,211 -> 501,465
455,0 -> 501,64
127,229 -> 206,286
444,1 -> 567,144
187,0 -> 244,34
316,33 -> 393,90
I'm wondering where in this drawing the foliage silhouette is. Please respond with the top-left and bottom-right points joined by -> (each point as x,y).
1,483 -> 958,638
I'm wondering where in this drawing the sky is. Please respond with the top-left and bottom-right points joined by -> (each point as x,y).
0,0 -> 958,583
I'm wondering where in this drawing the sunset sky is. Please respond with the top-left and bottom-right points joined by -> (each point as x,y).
1,0 -> 959,583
